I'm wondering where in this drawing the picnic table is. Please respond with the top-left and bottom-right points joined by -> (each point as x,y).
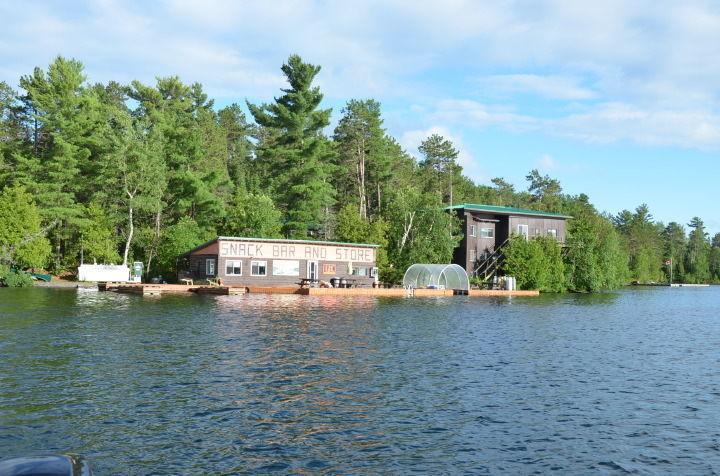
299,278 -> 319,288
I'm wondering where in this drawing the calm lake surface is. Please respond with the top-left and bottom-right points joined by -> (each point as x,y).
1,287 -> 720,474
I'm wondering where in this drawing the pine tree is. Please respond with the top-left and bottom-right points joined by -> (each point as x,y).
685,217 -> 711,283
418,134 -> 461,206
0,185 -> 51,268
18,57 -> 106,270
662,222 -> 687,282
248,55 -> 335,238
333,99 -> 386,219
526,169 -> 563,212
615,204 -> 663,283
102,112 -> 166,266
222,192 -> 283,238
218,104 -> 255,190
710,233 -> 720,282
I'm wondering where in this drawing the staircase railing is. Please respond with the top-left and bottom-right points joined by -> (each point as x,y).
473,238 -> 510,287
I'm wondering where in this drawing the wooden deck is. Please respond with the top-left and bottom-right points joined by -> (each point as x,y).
99,282 -> 539,297
99,282 -> 245,296
302,287 -> 454,297
469,289 -> 540,297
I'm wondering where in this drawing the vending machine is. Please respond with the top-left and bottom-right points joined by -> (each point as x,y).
131,261 -> 144,283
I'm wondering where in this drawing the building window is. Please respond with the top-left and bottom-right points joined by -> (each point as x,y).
517,224 -> 529,239
273,260 -> 300,276
370,267 -> 379,278
206,259 -> 215,276
251,261 -> 267,276
547,229 -> 558,238
225,260 -> 242,276
469,249 -> 477,262
469,224 -> 476,237
322,264 -> 336,274
351,266 -> 368,276
480,228 -> 494,238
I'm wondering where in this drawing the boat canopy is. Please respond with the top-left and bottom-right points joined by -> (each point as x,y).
402,264 -> 469,291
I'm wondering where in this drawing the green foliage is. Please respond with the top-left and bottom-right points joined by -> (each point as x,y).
0,265 -> 34,287
0,185 -> 51,268
334,203 -> 390,277
526,169 -> 563,213
383,187 -> 461,283
565,213 -> 628,292
614,204 -> 663,283
81,201 -> 121,264
502,236 -> 565,292
223,193 -> 283,238
248,55 -> 335,237
418,134 -> 461,205
333,99 -> 388,218
334,204 -> 371,243
156,217 -> 212,278
663,222 -> 687,282
685,217 -> 711,283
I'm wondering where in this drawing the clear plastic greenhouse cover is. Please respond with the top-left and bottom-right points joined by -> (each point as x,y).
402,264 -> 469,291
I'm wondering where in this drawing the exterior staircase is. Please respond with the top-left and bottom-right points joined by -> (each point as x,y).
473,238 -> 509,288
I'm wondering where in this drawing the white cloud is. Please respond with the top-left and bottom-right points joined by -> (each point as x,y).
479,74 -> 597,100
536,154 -> 558,171
430,100 -> 537,131
551,103 -> 720,149
423,98 -> 720,151
1,0 -> 719,149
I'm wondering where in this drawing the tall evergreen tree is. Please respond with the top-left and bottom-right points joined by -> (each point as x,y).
248,55 -> 335,238
0,185 -> 51,268
662,222 -> 687,282
218,104 -> 255,191
615,204 -> 663,283
418,134 -> 461,206
526,169 -> 563,212
710,233 -> 720,282
333,99 -> 385,219
18,56 -> 109,270
685,217 -> 711,283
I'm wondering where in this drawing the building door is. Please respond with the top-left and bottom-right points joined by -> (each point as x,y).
206,258 -> 216,276
307,261 -> 319,280
517,224 -> 529,239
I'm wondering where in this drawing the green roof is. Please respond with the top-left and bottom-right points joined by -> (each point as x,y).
446,203 -> 572,219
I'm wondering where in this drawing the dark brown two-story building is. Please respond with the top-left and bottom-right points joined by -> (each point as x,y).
179,236 -> 379,287
447,203 -> 571,277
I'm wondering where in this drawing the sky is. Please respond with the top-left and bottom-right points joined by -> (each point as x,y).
1,0 -> 719,234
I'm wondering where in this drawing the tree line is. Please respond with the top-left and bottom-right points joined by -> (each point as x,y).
0,55 -> 718,289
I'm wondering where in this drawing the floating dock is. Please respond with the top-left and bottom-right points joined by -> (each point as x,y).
99,282 -> 539,298
469,289 -> 540,297
99,282 -> 245,296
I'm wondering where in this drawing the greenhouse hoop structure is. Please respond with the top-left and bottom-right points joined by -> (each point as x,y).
402,264 -> 469,292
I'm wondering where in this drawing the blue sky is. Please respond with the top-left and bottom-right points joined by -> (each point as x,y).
1,0 -> 719,234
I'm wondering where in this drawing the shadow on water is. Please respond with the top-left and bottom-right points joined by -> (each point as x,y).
1,286 -> 720,474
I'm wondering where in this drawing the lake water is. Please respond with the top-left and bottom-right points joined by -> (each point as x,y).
1,287 -> 720,474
